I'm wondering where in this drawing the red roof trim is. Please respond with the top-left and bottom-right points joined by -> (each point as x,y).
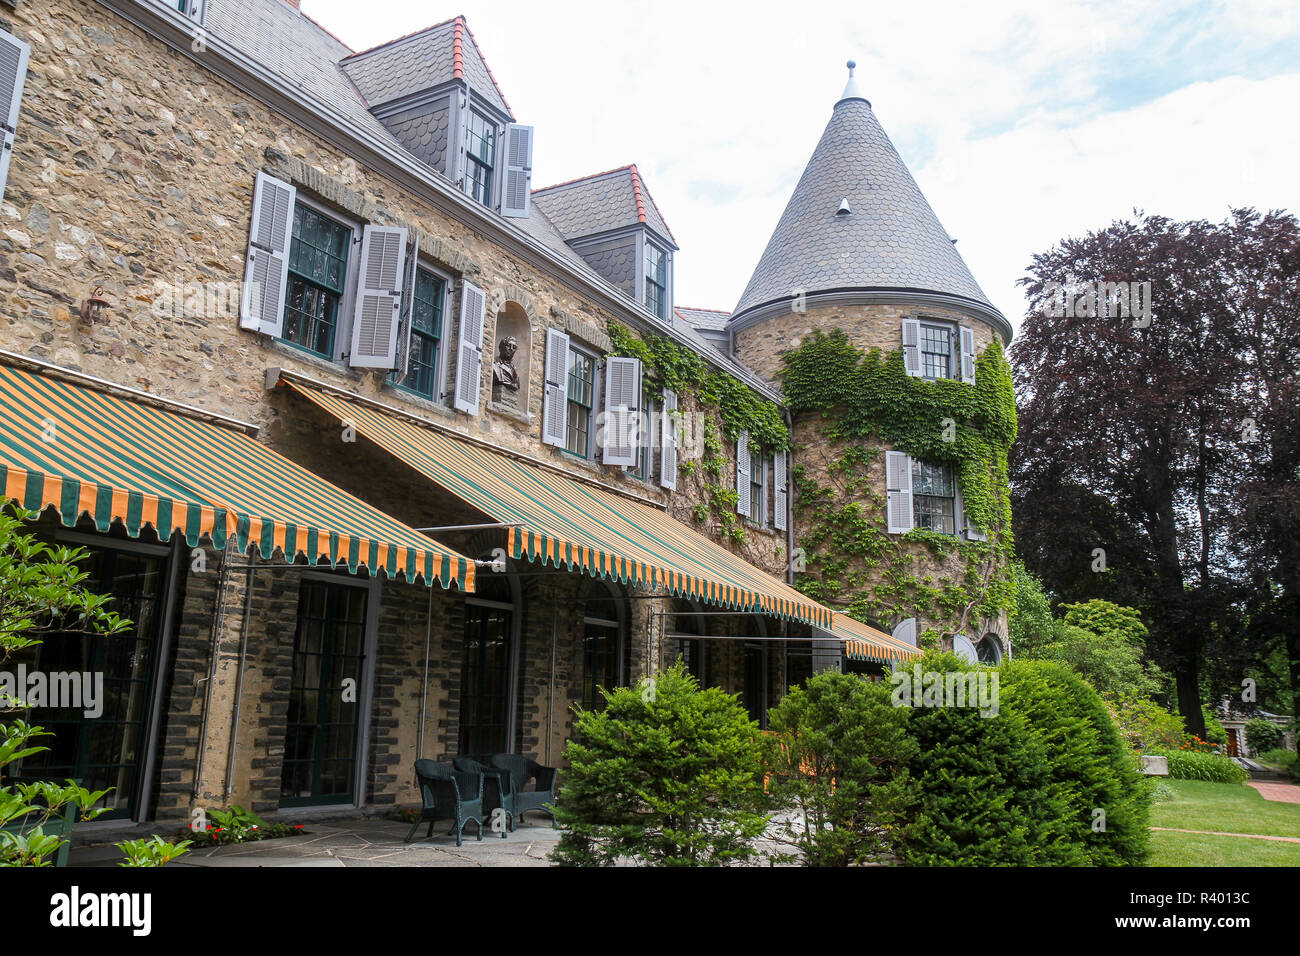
452,17 -> 464,79
628,164 -> 649,226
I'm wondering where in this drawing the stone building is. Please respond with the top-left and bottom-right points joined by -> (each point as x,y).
0,0 -> 1002,835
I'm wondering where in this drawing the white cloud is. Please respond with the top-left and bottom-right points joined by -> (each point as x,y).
301,0 -> 1300,326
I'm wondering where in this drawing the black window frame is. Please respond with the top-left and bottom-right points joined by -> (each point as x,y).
388,263 -> 448,402
644,242 -> 668,320
280,198 -> 355,361
911,458 -> 957,535
564,344 -> 598,460
918,320 -> 958,381
465,109 -> 498,208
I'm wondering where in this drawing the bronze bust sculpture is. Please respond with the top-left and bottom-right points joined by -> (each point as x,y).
492,335 -> 520,391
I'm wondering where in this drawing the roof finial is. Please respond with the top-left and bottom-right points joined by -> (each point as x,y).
837,58 -> 870,107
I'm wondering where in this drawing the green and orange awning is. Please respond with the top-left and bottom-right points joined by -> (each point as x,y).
832,613 -> 921,663
0,361 -> 473,589
280,375 -> 832,628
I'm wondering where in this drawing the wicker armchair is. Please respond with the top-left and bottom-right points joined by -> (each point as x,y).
452,756 -> 512,836
404,759 -> 485,847
489,754 -> 558,826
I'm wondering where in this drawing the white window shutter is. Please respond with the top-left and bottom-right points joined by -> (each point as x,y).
180,0 -> 206,21
736,431 -> 751,517
348,225 -> 408,369
240,172 -> 296,337
659,389 -> 678,490
892,617 -> 917,647
773,449 -> 788,531
542,327 -> 570,447
0,30 -> 30,208
501,124 -> 533,219
601,356 -> 642,466
392,234 -> 420,383
885,450 -> 913,533
959,325 -> 976,384
453,280 -> 486,414
901,319 -> 922,378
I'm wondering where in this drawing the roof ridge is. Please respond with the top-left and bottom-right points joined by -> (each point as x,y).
675,306 -> 730,314
339,15 -> 460,61
628,164 -> 649,226
532,164 -> 635,194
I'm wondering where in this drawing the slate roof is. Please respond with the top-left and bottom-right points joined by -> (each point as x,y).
340,15 -> 512,117
731,92 -> 999,320
532,166 -> 677,248
674,307 -> 731,332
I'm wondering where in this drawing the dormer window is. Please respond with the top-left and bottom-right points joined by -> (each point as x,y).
465,110 -> 497,207
644,243 -> 667,320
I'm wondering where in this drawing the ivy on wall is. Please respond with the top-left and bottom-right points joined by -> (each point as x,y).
608,323 -> 789,545
780,329 -> 1018,640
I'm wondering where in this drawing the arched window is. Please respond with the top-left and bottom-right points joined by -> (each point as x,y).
976,634 -> 1003,665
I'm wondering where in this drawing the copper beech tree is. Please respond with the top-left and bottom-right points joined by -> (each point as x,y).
1009,209 -> 1300,735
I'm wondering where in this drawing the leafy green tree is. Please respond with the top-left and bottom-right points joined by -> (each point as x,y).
1025,623 -> 1168,700
899,652 -> 1076,866
1060,600 -> 1149,647
0,506 -> 130,866
1008,560 -> 1057,657
550,663 -> 767,866
763,671 -> 917,865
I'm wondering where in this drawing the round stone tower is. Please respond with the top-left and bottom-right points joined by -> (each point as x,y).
730,63 -> 1016,663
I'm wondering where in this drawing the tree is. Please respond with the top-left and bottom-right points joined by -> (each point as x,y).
1009,210 -> 1299,736
0,506 -> 127,866
549,663 -> 768,866
763,671 -> 917,865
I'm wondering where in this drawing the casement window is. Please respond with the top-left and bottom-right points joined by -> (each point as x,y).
644,243 -> 668,320
886,450 -> 984,540
626,389 -> 656,481
911,459 -> 956,534
565,346 -> 597,458
464,110 -> 497,207
902,319 -> 976,384
283,203 -> 353,358
389,265 -> 446,401
0,28 -> 31,208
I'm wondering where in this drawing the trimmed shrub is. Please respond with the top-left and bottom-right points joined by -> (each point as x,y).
1245,718 -> 1284,754
898,653 -> 1079,866
763,671 -> 918,865
1151,749 -> 1249,783
1107,694 -> 1187,752
1000,659 -> 1150,865
550,663 -> 767,866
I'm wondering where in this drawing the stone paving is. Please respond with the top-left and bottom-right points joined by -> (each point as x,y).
1246,781 -> 1300,805
70,817 -> 562,867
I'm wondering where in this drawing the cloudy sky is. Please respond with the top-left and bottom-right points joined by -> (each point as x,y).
303,0 -> 1300,333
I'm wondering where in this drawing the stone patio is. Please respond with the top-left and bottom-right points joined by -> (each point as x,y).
69,817 -> 562,867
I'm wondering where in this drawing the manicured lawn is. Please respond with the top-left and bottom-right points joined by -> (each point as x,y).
1147,779 -> 1300,866
1151,779 -> 1300,839
1149,830 -> 1300,866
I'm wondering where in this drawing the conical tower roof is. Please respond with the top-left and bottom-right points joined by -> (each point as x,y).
731,63 -> 1002,326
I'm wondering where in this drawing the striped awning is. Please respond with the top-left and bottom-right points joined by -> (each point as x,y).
0,362 -> 473,589
831,613 -> 921,663
280,376 -> 832,628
